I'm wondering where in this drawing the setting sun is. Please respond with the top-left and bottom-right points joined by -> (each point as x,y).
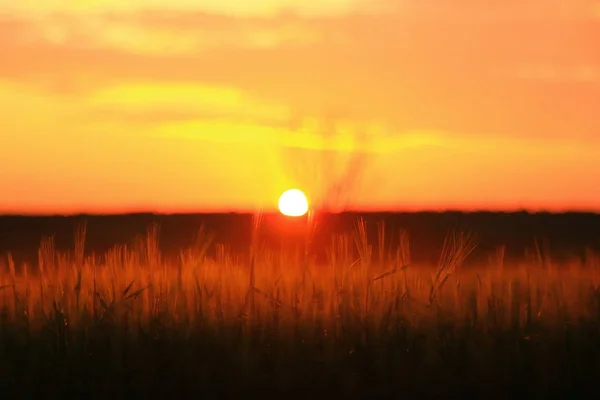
278,189 -> 309,217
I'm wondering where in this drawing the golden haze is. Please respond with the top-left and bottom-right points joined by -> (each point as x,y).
1,1 -> 600,213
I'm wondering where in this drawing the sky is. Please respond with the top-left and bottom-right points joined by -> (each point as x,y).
1,0 -> 599,214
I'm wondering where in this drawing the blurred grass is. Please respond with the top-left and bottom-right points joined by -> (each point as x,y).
1,219 -> 600,398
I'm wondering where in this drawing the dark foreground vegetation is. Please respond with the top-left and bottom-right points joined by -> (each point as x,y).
1,217 -> 600,398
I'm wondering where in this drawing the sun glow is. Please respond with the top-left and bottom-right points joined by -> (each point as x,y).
278,189 -> 309,217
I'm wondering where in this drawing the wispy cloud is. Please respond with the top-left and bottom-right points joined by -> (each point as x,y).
1,0 -> 362,17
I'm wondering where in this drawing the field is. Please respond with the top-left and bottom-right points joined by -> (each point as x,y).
1,216 -> 600,398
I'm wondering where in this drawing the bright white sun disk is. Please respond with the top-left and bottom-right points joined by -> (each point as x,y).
278,189 -> 309,217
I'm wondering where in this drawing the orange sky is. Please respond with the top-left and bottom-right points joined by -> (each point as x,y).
1,0 -> 600,214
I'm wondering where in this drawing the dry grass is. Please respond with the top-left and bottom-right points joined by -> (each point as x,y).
1,220 -> 596,330
1,218 -> 600,397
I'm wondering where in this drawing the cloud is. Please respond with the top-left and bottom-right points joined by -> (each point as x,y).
24,12 -> 321,55
0,0 -> 361,17
88,82 -> 290,122
1,5 -> 599,142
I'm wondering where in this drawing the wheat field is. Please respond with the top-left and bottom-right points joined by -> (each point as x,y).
1,218 -> 600,398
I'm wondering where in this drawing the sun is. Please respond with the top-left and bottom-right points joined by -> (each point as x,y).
278,189 -> 309,217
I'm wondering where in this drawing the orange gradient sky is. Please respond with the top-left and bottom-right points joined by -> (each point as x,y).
1,0 -> 600,214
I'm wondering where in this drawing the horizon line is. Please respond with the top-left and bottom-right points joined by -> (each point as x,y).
2,209 -> 600,217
